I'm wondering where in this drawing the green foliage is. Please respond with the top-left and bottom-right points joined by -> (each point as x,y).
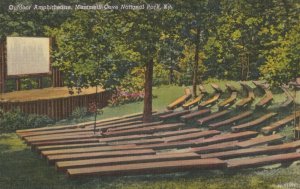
260,23 -> 300,86
0,108 -> 54,132
70,106 -> 89,122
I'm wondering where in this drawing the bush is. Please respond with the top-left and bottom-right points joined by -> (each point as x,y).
70,105 -> 103,123
109,88 -> 144,106
0,108 -> 54,132
71,107 -> 89,122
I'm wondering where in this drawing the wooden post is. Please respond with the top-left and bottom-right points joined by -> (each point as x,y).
16,78 -> 21,91
38,77 -> 43,89
295,127 -> 300,140
52,67 -> 64,87
143,57 -> 154,123
0,41 -> 5,94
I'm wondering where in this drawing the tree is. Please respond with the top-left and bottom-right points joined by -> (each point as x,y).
118,4 -> 179,122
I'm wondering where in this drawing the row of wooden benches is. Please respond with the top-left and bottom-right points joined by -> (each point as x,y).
167,81 -> 294,111
16,111 -> 300,178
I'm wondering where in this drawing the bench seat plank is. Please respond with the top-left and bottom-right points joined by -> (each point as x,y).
167,88 -> 192,110
47,149 -> 156,164
227,152 -> 300,169
159,110 -> 191,120
56,152 -> 201,171
164,130 -> 221,143
236,134 -> 285,148
67,158 -> 227,178
202,143 -> 295,159
197,110 -> 231,126
261,112 -> 300,135
231,113 -> 277,132
104,123 -> 185,137
180,109 -> 211,121
195,131 -> 259,146
209,111 -> 253,129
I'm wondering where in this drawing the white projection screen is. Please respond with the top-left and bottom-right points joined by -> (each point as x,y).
6,37 -> 51,76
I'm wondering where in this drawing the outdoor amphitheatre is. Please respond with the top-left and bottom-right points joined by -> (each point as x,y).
0,1 -> 300,189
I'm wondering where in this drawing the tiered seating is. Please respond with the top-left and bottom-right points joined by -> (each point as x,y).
231,112 -> 277,132
56,152 -> 202,172
198,84 -> 222,109
227,152 -> 300,169
261,112 -> 300,135
180,108 -> 211,122
182,85 -> 207,110
166,88 -> 192,110
280,86 -> 294,108
15,81 -> 300,178
194,131 -> 259,146
209,111 -> 253,130
103,123 -> 185,136
159,110 -> 191,120
218,84 -> 238,110
197,110 -> 231,126
202,142 -> 294,159
253,81 -> 273,108
236,82 -> 255,109
67,158 -> 227,178
236,134 -> 284,148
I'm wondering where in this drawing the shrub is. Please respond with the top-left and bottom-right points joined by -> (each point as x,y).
70,104 -> 103,123
0,108 -> 54,132
71,107 -> 89,122
109,87 -> 144,106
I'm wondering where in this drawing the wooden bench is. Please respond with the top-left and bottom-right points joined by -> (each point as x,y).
189,141 -> 239,154
280,86 -> 294,108
67,158 -> 227,178
180,108 -> 211,121
166,88 -> 192,110
218,84 -> 238,110
159,110 -> 191,120
195,131 -> 259,146
164,130 -> 221,143
107,121 -> 163,132
26,134 -> 98,145
253,81 -> 273,108
37,142 -> 107,152
31,138 -> 101,149
236,82 -> 255,109
40,128 -> 201,153
198,84 -> 222,109
197,110 -> 231,126
236,134 -> 285,148
231,112 -> 277,132
261,112 -> 300,135
17,112 -> 147,137
107,138 -> 165,146
41,144 -> 138,157
103,123 -> 185,137
227,152 -> 300,169
47,149 -> 156,164
182,85 -> 208,110
153,128 -> 201,138
202,142 -> 294,160
209,111 -> 253,130
56,152 -> 202,172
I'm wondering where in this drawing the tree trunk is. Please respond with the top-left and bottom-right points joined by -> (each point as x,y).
143,57 -> 154,122
169,57 -> 174,84
192,28 -> 200,98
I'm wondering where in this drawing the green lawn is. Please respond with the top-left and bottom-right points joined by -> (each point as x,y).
1,82 -> 300,189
